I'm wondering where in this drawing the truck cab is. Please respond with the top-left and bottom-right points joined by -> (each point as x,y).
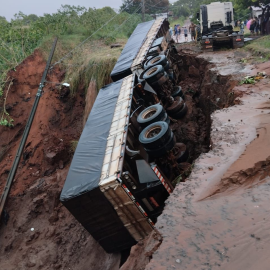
200,1 -> 234,36
198,2 -> 244,50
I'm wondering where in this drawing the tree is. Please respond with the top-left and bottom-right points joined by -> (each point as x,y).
170,5 -> 190,18
120,0 -> 140,14
233,0 -> 261,10
25,14 -> 39,23
0,16 -> 8,24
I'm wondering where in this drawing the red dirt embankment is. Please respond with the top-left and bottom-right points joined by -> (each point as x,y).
0,50 -> 120,270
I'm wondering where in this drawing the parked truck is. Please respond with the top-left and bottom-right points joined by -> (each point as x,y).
198,1 -> 244,50
60,18 -> 189,253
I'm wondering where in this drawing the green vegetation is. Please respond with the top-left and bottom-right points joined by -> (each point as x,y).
240,72 -> 267,85
0,5 -> 154,127
169,17 -> 186,28
0,5 -> 146,72
244,36 -> 270,60
0,78 -> 14,127
240,76 -> 256,84
169,0 -> 260,23
70,140 -> 78,153
66,57 -> 118,96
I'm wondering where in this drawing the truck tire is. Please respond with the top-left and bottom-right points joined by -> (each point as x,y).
171,103 -> 188,119
139,121 -> 172,150
162,113 -> 170,125
145,132 -> 175,158
137,104 -> 166,127
144,55 -> 168,70
143,55 -> 155,69
166,97 -> 184,115
147,46 -> 160,57
171,86 -> 184,99
142,65 -> 165,84
174,143 -> 189,163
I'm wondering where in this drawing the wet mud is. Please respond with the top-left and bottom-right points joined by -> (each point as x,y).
122,52 -> 270,270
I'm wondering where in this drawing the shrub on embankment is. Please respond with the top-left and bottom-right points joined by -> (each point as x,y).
244,35 -> 270,60
0,5 -> 153,124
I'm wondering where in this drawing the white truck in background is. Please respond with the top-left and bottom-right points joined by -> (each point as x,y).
197,1 -> 244,50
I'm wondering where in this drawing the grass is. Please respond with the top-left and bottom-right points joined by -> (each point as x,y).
169,16 -> 186,28
66,57 -> 117,96
39,33 -> 88,64
244,35 -> 270,60
39,34 -> 127,96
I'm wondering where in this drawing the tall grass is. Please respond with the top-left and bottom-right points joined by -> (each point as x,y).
66,58 -> 117,95
244,35 -> 270,59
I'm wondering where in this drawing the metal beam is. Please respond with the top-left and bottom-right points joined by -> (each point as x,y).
0,37 -> 58,222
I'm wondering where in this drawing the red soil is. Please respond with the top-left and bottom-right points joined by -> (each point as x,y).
0,50 -> 120,270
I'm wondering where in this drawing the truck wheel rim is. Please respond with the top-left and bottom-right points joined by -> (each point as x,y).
150,57 -> 161,64
147,67 -> 158,76
142,108 -> 157,119
145,126 -> 161,138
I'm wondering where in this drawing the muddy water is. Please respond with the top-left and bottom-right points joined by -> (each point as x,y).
144,62 -> 270,270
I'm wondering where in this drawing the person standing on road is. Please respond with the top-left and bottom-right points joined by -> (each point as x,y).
169,27 -> 173,37
254,17 -> 260,35
174,24 -> 177,36
189,22 -> 196,41
183,27 -> 188,42
175,25 -> 181,43
250,19 -> 256,35
240,21 -> 245,34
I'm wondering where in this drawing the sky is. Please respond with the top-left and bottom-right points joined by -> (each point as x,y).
0,0 -> 178,21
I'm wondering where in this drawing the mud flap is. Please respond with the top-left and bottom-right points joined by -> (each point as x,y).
231,35 -> 244,49
136,160 -> 160,184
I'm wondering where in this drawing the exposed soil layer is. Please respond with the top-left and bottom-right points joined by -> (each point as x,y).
121,53 -> 270,270
0,50 -> 120,270
169,49 -> 244,166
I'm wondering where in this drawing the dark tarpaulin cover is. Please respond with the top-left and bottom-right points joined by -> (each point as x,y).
110,20 -> 155,82
60,79 -> 123,201
60,79 -> 137,252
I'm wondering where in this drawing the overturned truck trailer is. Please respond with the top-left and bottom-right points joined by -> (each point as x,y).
61,17 -> 189,253
110,17 -> 180,82
60,76 -> 171,253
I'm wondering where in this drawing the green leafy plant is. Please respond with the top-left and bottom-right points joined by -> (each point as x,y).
240,76 -> 256,85
0,118 -> 14,127
0,78 -> 14,128
240,58 -> 248,63
70,140 -> 78,153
